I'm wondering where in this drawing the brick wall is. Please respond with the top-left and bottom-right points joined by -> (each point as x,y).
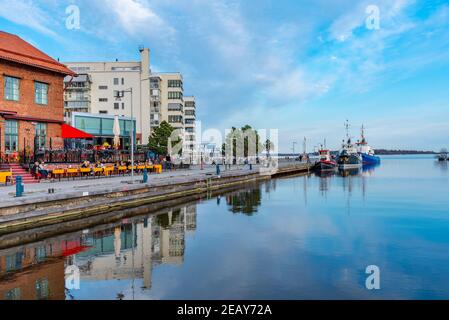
0,59 -> 66,156
0,60 -> 65,121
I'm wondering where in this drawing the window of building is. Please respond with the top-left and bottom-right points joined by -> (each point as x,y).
99,85 -> 108,90
35,82 -> 48,105
168,80 -> 183,88
4,120 -> 18,153
99,98 -> 108,102
35,123 -> 47,150
185,127 -> 194,133
122,103 -> 125,110
114,103 -> 119,110
168,92 -> 183,100
185,119 -> 195,124
168,115 -> 183,123
35,278 -> 49,300
4,288 -> 21,300
121,78 -> 125,85
168,103 -> 183,111
113,78 -> 119,85
6,252 -> 23,272
4,76 -> 20,101
35,246 -> 47,263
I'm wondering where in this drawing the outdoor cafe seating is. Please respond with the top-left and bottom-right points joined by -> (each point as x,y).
0,170 -> 13,186
37,163 -> 163,181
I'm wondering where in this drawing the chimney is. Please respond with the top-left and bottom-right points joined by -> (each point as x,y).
139,47 -> 150,79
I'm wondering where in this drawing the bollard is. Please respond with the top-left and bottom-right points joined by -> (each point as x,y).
143,168 -> 148,183
216,164 -> 221,176
15,176 -> 24,197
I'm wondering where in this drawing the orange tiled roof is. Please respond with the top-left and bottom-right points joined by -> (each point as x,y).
0,31 -> 75,76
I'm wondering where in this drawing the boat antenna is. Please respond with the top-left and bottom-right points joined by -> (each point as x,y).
303,137 -> 307,156
345,120 -> 350,139
361,124 -> 366,144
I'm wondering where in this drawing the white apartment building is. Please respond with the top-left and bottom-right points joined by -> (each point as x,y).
65,49 -> 197,147
63,74 -> 92,124
65,48 -> 151,144
150,72 -> 184,132
184,96 -> 196,151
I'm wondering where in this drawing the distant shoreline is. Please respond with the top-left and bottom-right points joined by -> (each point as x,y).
374,150 -> 436,155
278,150 -> 437,157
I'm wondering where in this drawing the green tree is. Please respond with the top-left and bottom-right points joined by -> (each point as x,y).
264,139 -> 274,156
147,121 -> 181,156
222,125 -> 263,161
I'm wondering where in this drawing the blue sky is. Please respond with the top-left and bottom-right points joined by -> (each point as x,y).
1,0 -> 448,152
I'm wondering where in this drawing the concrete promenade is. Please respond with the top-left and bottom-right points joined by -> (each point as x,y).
0,161 -> 313,234
0,165 -> 256,206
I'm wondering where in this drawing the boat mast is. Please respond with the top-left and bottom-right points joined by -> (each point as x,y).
345,120 -> 351,145
361,124 -> 366,144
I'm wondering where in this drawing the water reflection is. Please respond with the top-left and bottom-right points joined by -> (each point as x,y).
1,156 -> 449,299
225,186 -> 262,215
0,204 -> 198,300
0,246 -> 66,300
435,160 -> 448,172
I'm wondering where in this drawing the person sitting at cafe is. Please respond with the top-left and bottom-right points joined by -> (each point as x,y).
38,161 -> 49,179
81,160 -> 90,168
95,161 -> 105,168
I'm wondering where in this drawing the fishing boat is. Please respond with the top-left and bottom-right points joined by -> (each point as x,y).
437,148 -> 448,161
337,121 -> 362,170
315,144 -> 337,172
356,125 -> 381,164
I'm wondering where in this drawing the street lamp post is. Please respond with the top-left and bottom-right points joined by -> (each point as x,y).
116,88 -> 135,183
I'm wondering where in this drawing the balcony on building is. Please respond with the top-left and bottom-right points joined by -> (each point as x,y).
167,103 -> 183,112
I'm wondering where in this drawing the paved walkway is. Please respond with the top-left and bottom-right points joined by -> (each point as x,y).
0,165 -> 260,207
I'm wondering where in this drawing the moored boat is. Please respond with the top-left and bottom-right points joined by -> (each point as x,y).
437,148 -> 448,161
356,125 -> 381,164
315,148 -> 337,171
337,121 -> 362,170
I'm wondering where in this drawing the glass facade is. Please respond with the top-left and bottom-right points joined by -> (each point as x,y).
73,113 -> 135,149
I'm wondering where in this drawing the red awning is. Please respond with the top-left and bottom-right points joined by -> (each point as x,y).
61,123 -> 93,139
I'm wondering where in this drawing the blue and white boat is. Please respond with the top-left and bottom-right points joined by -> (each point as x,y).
356,125 -> 381,164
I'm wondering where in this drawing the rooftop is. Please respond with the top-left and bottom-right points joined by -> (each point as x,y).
0,31 -> 75,76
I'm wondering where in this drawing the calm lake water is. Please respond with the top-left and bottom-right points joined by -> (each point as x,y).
1,155 -> 448,300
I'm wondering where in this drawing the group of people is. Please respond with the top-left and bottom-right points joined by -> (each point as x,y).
29,155 -> 169,180
33,161 -> 49,179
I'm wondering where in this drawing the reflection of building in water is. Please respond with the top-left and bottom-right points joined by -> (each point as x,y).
72,204 -> 197,290
0,204 -> 197,299
226,187 -> 262,215
185,205 -> 197,232
264,179 -> 277,193
0,240 -> 84,300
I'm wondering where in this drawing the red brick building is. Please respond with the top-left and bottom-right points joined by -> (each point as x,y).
0,31 -> 75,162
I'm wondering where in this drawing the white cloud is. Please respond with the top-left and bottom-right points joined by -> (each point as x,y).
109,0 -> 175,38
0,0 -> 58,37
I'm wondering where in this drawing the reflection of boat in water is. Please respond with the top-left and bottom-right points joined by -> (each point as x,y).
356,125 -> 381,165
315,170 -> 335,178
338,167 -> 360,177
337,121 -> 362,170
435,159 -> 448,171
362,162 -> 381,173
